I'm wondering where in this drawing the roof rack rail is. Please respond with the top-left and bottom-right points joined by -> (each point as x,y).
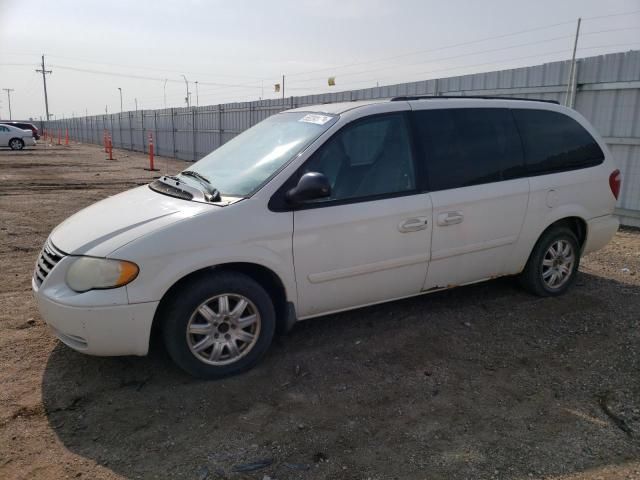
390,95 -> 559,104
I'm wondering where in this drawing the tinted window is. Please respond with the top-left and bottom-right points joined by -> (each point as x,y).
302,113 -> 415,202
413,108 -> 524,191
513,109 -> 604,175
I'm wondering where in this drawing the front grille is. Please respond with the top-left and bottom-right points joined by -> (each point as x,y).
34,240 -> 66,287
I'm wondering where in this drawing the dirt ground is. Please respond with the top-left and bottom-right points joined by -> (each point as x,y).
1,142 -> 639,480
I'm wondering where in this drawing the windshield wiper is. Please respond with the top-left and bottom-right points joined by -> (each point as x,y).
179,170 -> 221,202
181,170 -> 211,185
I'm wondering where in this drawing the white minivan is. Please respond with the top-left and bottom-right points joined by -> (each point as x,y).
33,97 -> 621,378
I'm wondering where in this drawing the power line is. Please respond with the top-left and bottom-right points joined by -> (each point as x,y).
285,9 -> 640,80
32,26 -> 638,109
583,9 -> 640,20
290,26 -> 640,85
293,35 -> 576,84
4,8 -> 638,117
1,51 -> 266,82
286,20 -> 577,79
288,41 -> 640,94
48,64 -> 263,91
45,54 -> 264,81
0,63 -> 35,67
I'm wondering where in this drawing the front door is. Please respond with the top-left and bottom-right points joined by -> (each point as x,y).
291,112 -> 433,318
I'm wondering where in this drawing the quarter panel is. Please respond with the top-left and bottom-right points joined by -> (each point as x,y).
510,164 -> 616,272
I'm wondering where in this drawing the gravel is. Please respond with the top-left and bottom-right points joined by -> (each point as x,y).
1,143 -> 639,479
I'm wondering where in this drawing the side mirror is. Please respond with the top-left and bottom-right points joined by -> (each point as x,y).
286,172 -> 331,205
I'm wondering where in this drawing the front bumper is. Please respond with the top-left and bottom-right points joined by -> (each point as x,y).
33,277 -> 158,356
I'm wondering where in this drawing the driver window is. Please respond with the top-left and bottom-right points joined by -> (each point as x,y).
302,113 -> 415,202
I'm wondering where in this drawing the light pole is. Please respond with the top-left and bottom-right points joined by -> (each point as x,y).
195,81 -> 199,107
117,87 -> 123,113
181,74 -> 190,108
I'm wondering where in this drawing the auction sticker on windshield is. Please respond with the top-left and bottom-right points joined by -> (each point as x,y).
299,113 -> 333,125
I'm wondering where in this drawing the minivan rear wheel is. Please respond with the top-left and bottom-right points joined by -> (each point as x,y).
519,227 -> 580,297
161,271 -> 276,379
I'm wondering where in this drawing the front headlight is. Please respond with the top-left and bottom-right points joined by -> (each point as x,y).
65,257 -> 139,293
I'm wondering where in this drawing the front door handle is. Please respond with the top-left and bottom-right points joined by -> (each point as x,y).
437,211 -> 464,226
398,216 -> 429,233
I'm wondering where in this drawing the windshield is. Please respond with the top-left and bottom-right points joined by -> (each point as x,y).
185,112 -> 337,197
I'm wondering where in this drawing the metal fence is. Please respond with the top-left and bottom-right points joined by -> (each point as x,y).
43,50 -> 640,227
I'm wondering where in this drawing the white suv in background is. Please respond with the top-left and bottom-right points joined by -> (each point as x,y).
33,97 -> 621,378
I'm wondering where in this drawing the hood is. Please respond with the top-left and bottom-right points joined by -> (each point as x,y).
50,185 -> 214,257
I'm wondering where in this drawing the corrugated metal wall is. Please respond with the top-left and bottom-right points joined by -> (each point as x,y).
45,50 -> 640,226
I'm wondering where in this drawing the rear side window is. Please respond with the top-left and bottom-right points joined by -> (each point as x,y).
412,108 -> 524,191
512,109 -> 604,175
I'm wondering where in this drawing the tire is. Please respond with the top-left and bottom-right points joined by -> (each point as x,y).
519,226 -> 580,297
9,138 -> 24,151
161,270 -> 276,379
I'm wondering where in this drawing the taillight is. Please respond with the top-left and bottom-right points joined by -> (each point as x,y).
609,169 -> 621,200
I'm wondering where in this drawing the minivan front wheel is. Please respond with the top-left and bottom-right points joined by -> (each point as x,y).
519,227 -> 580,297
161,271 -> 276,379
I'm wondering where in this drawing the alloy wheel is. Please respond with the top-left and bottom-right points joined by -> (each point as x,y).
541,239 -> 575,289
185,293 -> 261,366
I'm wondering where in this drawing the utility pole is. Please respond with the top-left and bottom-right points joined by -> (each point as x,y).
182,74 -> 190,107
195,81 -> 199,107
565,17 -> 581,107
3,88 -> 14,120
118,87 -> 123,113
282,75 -> 285,100
163,79 -> 168,109
135,98 -> 138,112
36,55 -> 52,120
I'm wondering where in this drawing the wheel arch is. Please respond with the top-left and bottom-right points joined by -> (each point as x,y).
541,216 -> 587,250
522,215 -> 587,272
9,137 -> 24,148
149,262 -> 292,351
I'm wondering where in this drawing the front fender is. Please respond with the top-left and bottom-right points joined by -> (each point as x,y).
111,200 -> 295,306
124,244 -> 296,305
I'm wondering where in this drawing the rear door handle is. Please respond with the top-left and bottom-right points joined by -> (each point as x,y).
437,211 -> 464,226
398,216 -> 429,233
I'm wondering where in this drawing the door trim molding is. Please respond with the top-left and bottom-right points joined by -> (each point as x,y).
308,253 -> 430,284
431,235 -> 516,260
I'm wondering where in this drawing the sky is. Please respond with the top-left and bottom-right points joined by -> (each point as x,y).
0,0 -> 639,120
